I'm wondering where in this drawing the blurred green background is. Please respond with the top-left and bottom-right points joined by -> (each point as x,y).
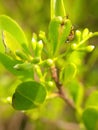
0,0 -> 98,130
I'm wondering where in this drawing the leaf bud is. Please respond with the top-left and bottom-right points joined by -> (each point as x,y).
88,32 -> 93,37
31,57 -> 40,64
14,62 -> 33,71
71,43 -> 78,50
34,65 -> 42,78
86,45 -> 95,52
31,37 -> 37,51
46,59 -> 54,67
39,31 -> 45,40
75,30 -> 81,42
82,28 -> 89,39
15,50 -> 28,60
35,40 -> 43,57
47,81 -> 54,88
31,33 -> 37,51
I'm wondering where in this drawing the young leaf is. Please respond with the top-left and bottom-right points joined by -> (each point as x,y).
82,107 -> 98,130
55,0 -> 66,17
35,40 -> 43,57
49,17 -> 72,56
67,80 -> 84,107
59,19 -> 72,45
14,62 -> 33,71
0,15 -> 28,53
12,81 -> 47,110
51,0 -> 66,19
2,31 -> 23,53
0,52 -> 34,79
60,63 -> 77,85
49,17 -> 62,55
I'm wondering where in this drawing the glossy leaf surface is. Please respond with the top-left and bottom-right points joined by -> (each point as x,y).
12,81 -> 47,110
0,15 -> 28,53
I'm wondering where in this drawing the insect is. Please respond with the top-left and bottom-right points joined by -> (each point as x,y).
67,26 -> 75,42
61,16 -> 75,42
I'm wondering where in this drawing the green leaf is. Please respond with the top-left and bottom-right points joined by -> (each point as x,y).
85,91 -> 98,108
2,31 -> 23,53
51,0 -> 66,19
67,80 -> 84,107
14,62 -> 33,71
67,80 -> 84,120
49,17 -> 62,55
82,28 -> 89,39
82,107 -> 98,130
0,30 -> 5,52
55,0 -> 66,17
12,81 -> 47,110
59,19 -> 72,45
0,52 -> 34,80
60,63 -> 77,84
0,15 -> 28,53
49,17 -> 72,56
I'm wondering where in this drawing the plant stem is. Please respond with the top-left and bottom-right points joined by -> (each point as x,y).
51,0 -> 55,19
51,66 -> 76,110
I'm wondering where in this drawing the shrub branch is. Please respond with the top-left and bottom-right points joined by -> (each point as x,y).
51,66 -> 76,110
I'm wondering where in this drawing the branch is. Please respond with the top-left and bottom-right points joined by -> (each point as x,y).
51,66 -> 76,110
